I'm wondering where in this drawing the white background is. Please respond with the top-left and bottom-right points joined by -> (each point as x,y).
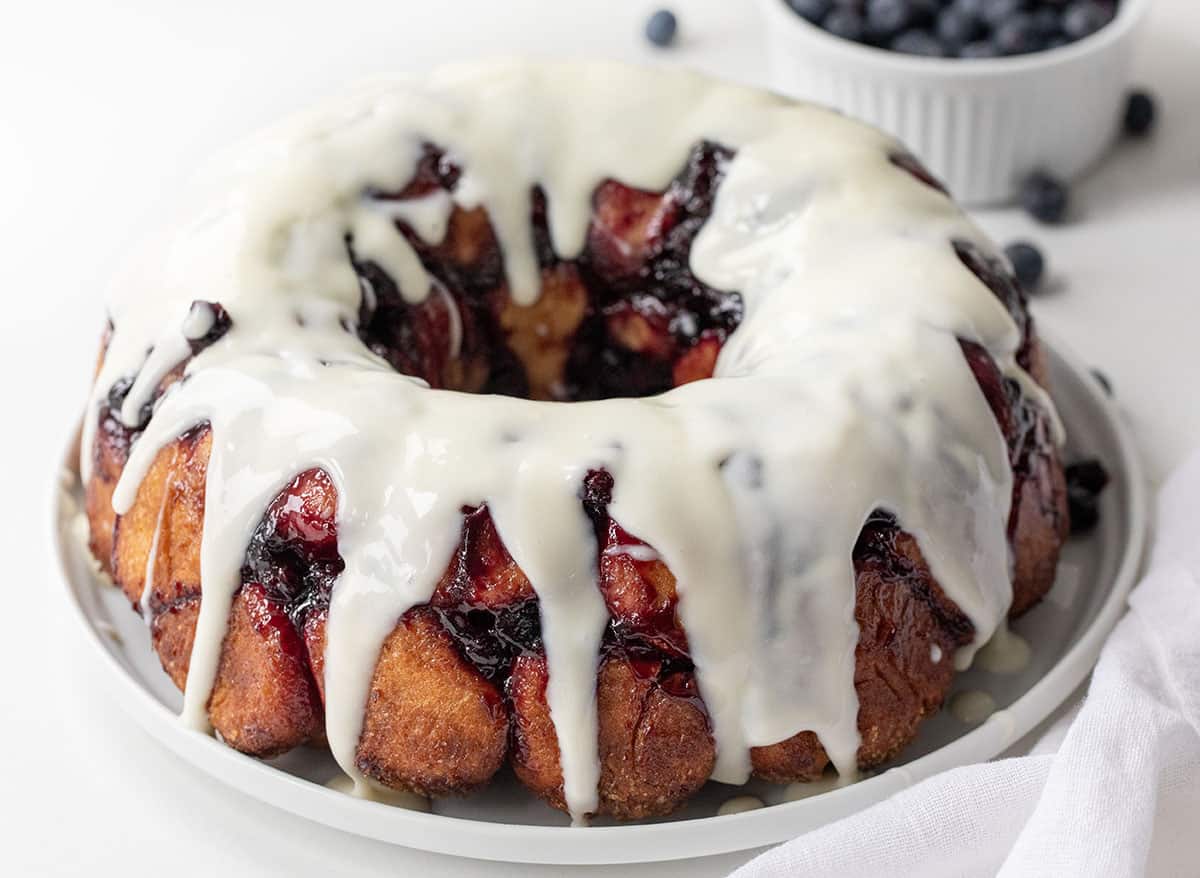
2,1 -> 1198,874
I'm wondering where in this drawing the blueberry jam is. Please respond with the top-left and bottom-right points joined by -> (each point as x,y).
568,141 -> 743,399
183,300 -> 232,354
583,468 -> 694,671
105,375 -> 154,431
890,151 -> 949,194
429,505 -> 544,682
854,510 -> 974,646
101,300 -> 232,437
959,339 -> 1063,539
241,469 -> 345,629
953,238 -> 1034,371
355,140 -> 744,403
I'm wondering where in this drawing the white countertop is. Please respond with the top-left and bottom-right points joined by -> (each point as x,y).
2,1 -> 1197,874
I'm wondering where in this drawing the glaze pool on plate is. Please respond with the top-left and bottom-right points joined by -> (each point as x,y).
55,336 -> 1145,865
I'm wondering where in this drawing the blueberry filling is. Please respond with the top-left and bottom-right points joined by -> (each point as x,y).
355,140 -> 745,403
241,470 -> 345,630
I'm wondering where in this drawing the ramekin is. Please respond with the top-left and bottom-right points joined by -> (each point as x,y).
757,0 -> 1151,205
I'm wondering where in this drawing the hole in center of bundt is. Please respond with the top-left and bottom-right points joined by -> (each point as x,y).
351,140 -> 744,402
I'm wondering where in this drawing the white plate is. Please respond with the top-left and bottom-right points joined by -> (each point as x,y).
54,335 -> 1147,865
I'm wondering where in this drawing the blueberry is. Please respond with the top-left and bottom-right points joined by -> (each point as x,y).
994,12 -> 1039,54
892,28 -> 947,55
866,0 -> 914,39
645,9 -> 678,47
1004,241 -> 1045,291
1044,34 -> 1071,50
1124,90 -> 1157,136
1068,494 -> 1101,533
787,0 -> 834,23
1031,7 -> 1062,38
1090,368 -> 1113,396
959,39 -> 1000,58
907,0 -> 940,24
823,7 -> 868,41
954,0 -> 988,17
980,0 -> 1027,27
1066,458 -> 1110,536
936,7 -> 983,49
1062,1 -> 1114,41
1020,171 -> 1069,224
1068,459 -> 1110,495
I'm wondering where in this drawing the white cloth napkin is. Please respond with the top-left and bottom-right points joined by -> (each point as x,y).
732,450 -> 1200,878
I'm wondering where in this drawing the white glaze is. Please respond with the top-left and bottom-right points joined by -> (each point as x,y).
181,301 -> 217,341
324,773 -> 430,811
86,61 -> 1057,821
138,486 -> 170,628
974,624 -> 1033,675
602,543 -> 661,563
950,690 -> 998,724
717,796 -> 765,816
930,643 -> 944,664
782,773 -> 843,802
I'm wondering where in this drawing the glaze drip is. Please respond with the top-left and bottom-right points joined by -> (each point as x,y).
85,62 -> 1055,820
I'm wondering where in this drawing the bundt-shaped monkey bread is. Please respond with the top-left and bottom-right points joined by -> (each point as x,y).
82,63 -> 1068,822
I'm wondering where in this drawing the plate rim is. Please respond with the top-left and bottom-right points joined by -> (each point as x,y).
52,331 -> 1148,865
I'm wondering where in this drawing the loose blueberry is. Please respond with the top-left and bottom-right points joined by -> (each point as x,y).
892,28 -> 947,56
1065,458 -> 1110,536
645,9 -> 678,47
787,0 -> 834,23
1090,368 -> 1113,396
1061,1 -> 1114,41
1004,241 -> 1045,291
823,7 -> 868,41
1068,459 -> 1110,495
1124,90 -> 1157,136
959,39 -> 1000,58
866,0 -> 914,39
994,12 -> 1040,54
1020,171 -> 1070,224
936,6 -> 983,49
1068,493 -> 1100,533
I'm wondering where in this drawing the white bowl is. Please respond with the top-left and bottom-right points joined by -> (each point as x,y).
758,0 -> 1151,205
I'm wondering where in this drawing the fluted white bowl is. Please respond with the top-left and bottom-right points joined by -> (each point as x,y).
758,0 -> 1151,205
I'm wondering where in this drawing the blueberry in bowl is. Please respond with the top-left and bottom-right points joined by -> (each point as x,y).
784,0 -> 1119,59
758,0 -> 1150,205
766,0 -> 1137,66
